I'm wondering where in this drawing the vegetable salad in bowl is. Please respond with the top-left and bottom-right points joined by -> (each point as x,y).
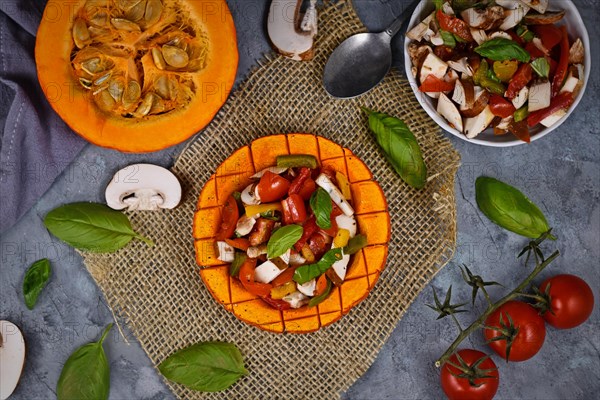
405,0 -> 588,145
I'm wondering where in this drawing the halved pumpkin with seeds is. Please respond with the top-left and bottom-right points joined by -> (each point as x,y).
193,134 -> 391,333
35,0 -> 238,152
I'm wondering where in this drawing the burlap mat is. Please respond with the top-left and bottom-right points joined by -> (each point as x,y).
82,1 -> 461,398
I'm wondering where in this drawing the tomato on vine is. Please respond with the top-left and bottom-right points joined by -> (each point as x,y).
535,274 -> 594,329
483,301 -> 546,362
440,349 -> 499,400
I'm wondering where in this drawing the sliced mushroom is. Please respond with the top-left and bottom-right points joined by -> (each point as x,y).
559,73 -> 579,94
235,215 -> 256,237
519,0 -> 548,14
267,0 -> 317,61
448,57 -> 474,77
460,87 -> 490,118
470,28 -> 488,45
282,291 -> 308,308
0,321 -> 26,400
498,3 -> 530,31
255,260 -> 285,283
464,105 -> 495,139
497,116 -> 513,131
528,79 -> 551,112
407,11 -> 436,41
216,241 -> 235,263
523,10 -> 565,25
437,93 -> 464,132
251,166 -> 288,179
511,85 -> 529,109
408,43 -> 433,78
329,253 -> 350,285
296,279 -> 316,296
105,164 -> 181,211
246,244 -> 267,258
489,31 -> 513,40
496,0 -> 522,9
540,109 -> 567,127
461,6 -> 505,30
289,252 -> 306,265
532,37 -> 549,56
452,79 -> 475,109
241,183 -> 260,205
569,38 -> 584,64
420,52 -> 448,83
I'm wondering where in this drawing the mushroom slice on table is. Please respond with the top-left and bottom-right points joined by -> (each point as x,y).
105,164 -> 181,211
267,0 -> 317,61
0,321 -> 26,400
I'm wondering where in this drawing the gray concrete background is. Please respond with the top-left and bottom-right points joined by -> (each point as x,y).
1,0 -> 598,399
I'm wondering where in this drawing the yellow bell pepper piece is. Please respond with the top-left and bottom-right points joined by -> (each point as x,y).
270,281 -> 296,299
336,171 -> 352,201
245,202 -> 283,217
333,228 -> 350,248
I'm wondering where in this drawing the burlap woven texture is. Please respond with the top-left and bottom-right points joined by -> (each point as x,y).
82,1 -> 461,398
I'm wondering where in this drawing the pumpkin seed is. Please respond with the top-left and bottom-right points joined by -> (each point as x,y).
73,18 -> 91,49
81,57 -> 103,74
151,48 -> 166,70
93,72 -> 112,86
144,0 -> 163,28
125,0 -> 147,22
111,18 -> 141,32
117,0 -> 142,11
108,78 -> 125,102
94,88 -> 116,111
133,92 -> 154,117
154,75 -> 170,99
150,97 -> 166,114
88,26 -> 110,37
89,11 -> 108,27
162,45 -> 189,68
79,78 -> 93,89
122,80 -> 141,109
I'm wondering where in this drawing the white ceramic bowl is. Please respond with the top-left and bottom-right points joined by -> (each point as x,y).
404,0 -> 590,147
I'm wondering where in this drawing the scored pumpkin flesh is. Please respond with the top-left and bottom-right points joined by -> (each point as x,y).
71,0 -> 209,119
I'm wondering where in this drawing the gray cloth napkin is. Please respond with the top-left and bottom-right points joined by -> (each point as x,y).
0,0 -> 86,234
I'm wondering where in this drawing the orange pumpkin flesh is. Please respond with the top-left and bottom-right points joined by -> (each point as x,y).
194,134 -> 391,333
35,0 -> 238,153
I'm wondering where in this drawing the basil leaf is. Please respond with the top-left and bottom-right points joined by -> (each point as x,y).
57,323 -> 112,400
475,177 -> 551,239
229,252 -> 247,277
44,202 -> 153,253
475,38 -> 530,63
22,258 -> 51,309
310,188 -> 332,230
308,279 -> 332,307
440,30 -> 456,48
343,234 -> 368,255
363,108 -> 427,189
531,57 -> 550,78
267,224 -> 303,259
159,342 -> 247,392
434,0 -> 444,10
293,248 -> 343,284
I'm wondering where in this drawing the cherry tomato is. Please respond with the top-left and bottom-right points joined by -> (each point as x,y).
297,178 -> 317,201
294,216 -> 318,251
419,75 -> 455,92
539,274 -> 594,329
441,349 -> 499,400
489,94 -> 517,118
484,301 -> 546,362
216,195 -> 239,240
289,167 -> 311,194
256,171 -> 291,202
261,296 -> 291,310
506,63 -> 533,100
239,258 -> 272,297
436,10 -> 473,42
308,232 -> 329,259
281,194 -> 307,224
532,24 -> 563,51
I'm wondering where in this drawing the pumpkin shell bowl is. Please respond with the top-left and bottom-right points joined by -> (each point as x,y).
193,134 -> 391,333
35,0 -> 238,153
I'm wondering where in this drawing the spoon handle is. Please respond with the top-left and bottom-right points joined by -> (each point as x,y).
384,0 -> 422,38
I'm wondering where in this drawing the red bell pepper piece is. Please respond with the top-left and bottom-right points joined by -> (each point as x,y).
527,92 -> 573,127
525,42 -> 545,59
506,63 -> 533,99
288,167 -> 311,195
419,75 -> 454,93
489,94 -> 517,119
436,10 -> 473,42
225,238 -> 250,251
281,194 -> 307,225
261,296 -> 292,310
552,26 -> 570,97
294,216 -> 318,251
508,29 -> 524,46
532,25 -> 563,51
271,266 -> 298,287
507,119 -> 530,143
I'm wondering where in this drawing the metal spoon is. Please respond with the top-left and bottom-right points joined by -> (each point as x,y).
323,0 -> 421,99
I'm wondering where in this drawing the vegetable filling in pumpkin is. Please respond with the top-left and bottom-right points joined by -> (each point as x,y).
70,0 -> 209,118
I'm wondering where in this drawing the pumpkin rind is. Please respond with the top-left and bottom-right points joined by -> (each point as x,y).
193,134 -> 391,333
35,0 -> 238,152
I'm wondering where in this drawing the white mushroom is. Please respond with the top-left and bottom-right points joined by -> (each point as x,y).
498,3 -> 530,31
296,279 -> 316,296
489,31 -> 513,40
453,79 -> 475,109
442,2 -> 455,15
495,0 -> 522,9
407,11 -> 435,41
532,37 -> 549,56
216,241 -> 235,263
511,86 -> 529,109
569,38 -> 584,64
420,53 -> 448,83
246,244 -> 267,258
251,166 -> 288,179
105,164 -> 181,211
540,109 -> 567,127
282,291 -> 308,308
430,31 -> 445,46
241,183 -> 260,205
289,252 -> 306,265
461,6 -> 505,30
464,105 -> 495,138
0,321 -> 26,400
519,0 -> 548,14
470,28 -> 488,45
315,173 -> 354,216
254,260 -> 285,283
497,116 -> 513,131
235,215 -> 256,237
267,0 -> 317,61
437,93 -> 464,132
448,57 -> 474,77
528,80 -> 551,112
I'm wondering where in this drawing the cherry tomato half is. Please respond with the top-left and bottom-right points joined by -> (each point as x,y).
484,300 -> 546,362
506,63 -> 533,100
539,274 -> 594,329
257,171 -> 291,203
436,10 -> 473,42
216,195 -> 239,240
441,349 -> 499,400
489,94 -> 517,118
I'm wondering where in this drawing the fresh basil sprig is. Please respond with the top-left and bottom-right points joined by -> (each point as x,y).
310,188 -> 333,230
159,342 -> 247,392
22,258 -> 51,309
44,202 -> 153,253
267,224 -> 303,259
531,57 -> 550,78
363,108 -> 427,189
476,177 -> 553,239
57,323 -> 113,400
475,38 -> 530,63
294,248 -> 343,284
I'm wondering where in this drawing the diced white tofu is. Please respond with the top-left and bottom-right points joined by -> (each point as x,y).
216,241 -> 235,263
528,80 -> 551,112
276,249 -> 291,264
470,28 -> 488,45
498,4 -> 530,31
331,253 -> 351,282
254,260 -> 285,283
519,0 -> 548,14
540,109 -> 567,127
464,106 -> 495,139
419,53 -> 448,83
448,58 -> 473,77
250,166 -> 287,179
282,291 -> 308,309
335,214 -> 357,238
235,215 -> 256,237
296,279 -> 316,296
560,74 -> 579,94
511,86 -> 529,109
437,93 -> 464,132
241,183 -> 260,205
315,174 -> 354,216
490,31 -> 513,40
